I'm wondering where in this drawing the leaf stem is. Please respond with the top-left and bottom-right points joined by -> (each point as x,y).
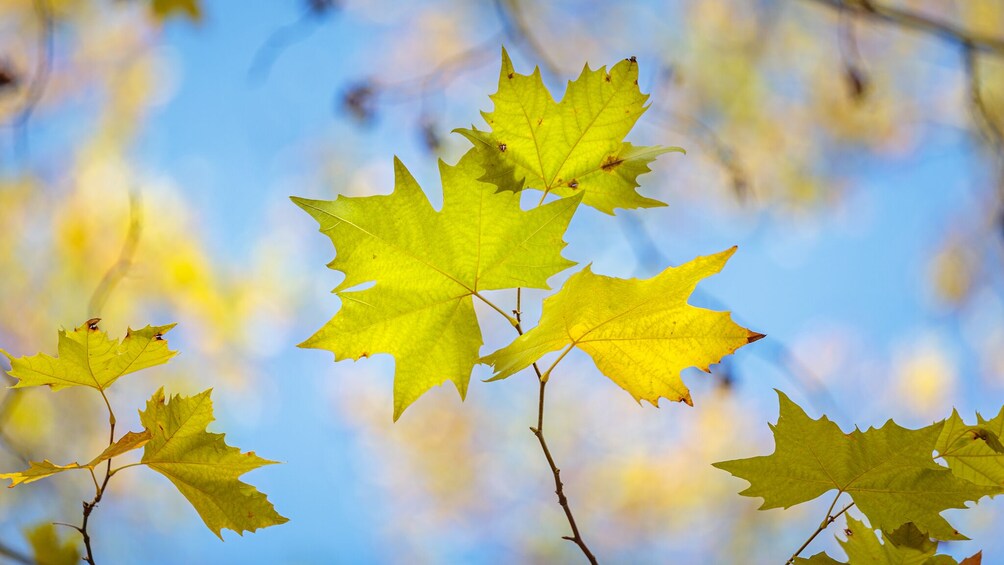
786,493 -> 855,564
540,344 -> 575,383
473,291 -> 520,327
108,462 -> 144,477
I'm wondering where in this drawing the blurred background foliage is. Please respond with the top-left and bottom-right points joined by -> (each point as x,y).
0,0 -> 1002,562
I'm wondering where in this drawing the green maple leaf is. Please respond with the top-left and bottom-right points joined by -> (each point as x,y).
714,392 -> 998,541
292,151 -> 580,419
797,517 -> 974,565
936,407 -> 1004,488
139,388 -> 288,537
456,48 -> 683,215
1,320 -> 177,391
25,523 -> 80,565
0,431 -> 150,487
481,247 -> 762,406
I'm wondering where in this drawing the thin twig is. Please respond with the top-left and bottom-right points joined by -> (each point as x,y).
78,320 -> 118,565
786,495 -> 854,564
4,0 -> 54,160
493,0 -> 561,79
962,44 -> 1004,178
505,289 -> 598,563
0,540 -> 32,565
246,5 -> 333,85
366,34 -> 503,107
88,190 -> 142,318
651,110 -> 752,203
0,386 -> 30,465
79,463 -> 113,565
530,378 -> 598,564
837,1 -> 869,102
800,0 -> 1004,56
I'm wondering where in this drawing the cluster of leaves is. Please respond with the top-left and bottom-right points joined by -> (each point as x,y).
293,48 -> 762,559
715,392 -> 1003,563
0,321 -> 286,562
294,48 -> 760,420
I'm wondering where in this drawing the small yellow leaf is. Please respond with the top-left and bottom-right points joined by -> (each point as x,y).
456,48 -> 683,214
140,388 -> 288,537
2,321 -> 177,391
0,430 -> 151,488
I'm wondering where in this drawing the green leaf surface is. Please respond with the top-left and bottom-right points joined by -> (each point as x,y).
292,151 -> 579,419
456,48 -> 682,214
1,320 -> 176,391
481,247 -> 760,406
799,517 -> 969,565
936,407 -> 1004,487
0,430 -> 150,487
140,388 -> 288,538
713,392 -> 998,540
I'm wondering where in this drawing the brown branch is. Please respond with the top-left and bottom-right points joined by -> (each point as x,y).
801,0 -> 1004,56
529,379 -> 598,564
509,289 -> 598,563
78,386 -> 116,564
88,190 -> 142,318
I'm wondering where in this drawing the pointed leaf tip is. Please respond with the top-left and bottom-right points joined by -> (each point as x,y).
140,388 -> 286,536
747,332 -> 766,343
467,51 -> 671,212
481,251 -> 760,404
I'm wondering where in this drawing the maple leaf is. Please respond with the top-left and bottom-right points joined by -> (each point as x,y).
480,247 -> 761,406
25,523 -> 80,565
0,431 -> 150,487
139,388 -> 288,537
1,320 -> 177,391
714,392 -> 998,541
292,151 -> 580,419
936,407 -> 1004,488
796,517 -> 978,565
456,48 -> 683,215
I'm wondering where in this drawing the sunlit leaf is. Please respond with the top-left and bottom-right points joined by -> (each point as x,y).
456,48 -> 682,214
481,247 -> 760,406
139,388 -> 288,537
936,407 -> 1004,487
714,392 -> 999,541
292,151 -> 579,419
1,321 -> 177,391
0,431 -> 151,487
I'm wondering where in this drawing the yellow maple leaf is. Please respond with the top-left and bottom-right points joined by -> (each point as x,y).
482,247 -> 762,406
